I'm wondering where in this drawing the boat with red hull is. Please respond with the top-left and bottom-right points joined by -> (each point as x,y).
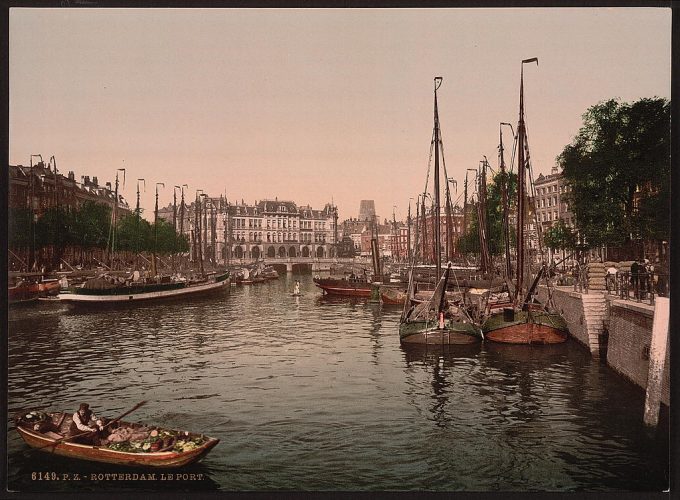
313,277 -> 374,297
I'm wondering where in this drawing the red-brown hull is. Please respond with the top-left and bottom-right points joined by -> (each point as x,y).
313,279 -> 373,297
15,426 -> 219,468
485,323 -> 568,345
380,289 -> 407,305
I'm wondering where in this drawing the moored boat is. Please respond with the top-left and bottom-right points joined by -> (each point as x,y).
481,57 -> 568,345
313,275 -> 373,297
398,77 -> 483,345
8,279 -> 40,305
56,271 -> 229,304
380,286 -> 408,305
15,410 -> 219,468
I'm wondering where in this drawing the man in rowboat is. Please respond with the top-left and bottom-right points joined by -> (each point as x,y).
70,403 -> 107,445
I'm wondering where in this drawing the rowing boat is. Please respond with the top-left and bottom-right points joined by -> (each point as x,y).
15,410 -> 219,468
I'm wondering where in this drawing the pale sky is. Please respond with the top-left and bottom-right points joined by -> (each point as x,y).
9,8 -> 671,222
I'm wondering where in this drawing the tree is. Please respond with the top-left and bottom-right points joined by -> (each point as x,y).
71,201 -> 111,251
460,170 -> 518,257
558,98 -> 670,251
543,219 -> 576,256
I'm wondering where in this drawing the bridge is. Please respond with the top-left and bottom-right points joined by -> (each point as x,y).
232,257 -> 370,273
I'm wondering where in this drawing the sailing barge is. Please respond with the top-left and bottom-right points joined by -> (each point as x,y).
56,271 -> 230,305
482,58 -> 568,345
399,77 -> 482,345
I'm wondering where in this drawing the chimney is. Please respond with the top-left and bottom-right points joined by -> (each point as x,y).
93,176 -> 98,186
106,182 -> 112,190
68,171 -> 75,181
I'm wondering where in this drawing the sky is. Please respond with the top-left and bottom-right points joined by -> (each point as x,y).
9,8 -> 671,223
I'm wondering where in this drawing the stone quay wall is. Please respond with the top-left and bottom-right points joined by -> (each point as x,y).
537,286 -> 606,355
606,299 -> 669,406
538,286 -> 669,407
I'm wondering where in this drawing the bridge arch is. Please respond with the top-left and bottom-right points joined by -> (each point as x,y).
301,246 -> 310,257
278,246 -> 287,258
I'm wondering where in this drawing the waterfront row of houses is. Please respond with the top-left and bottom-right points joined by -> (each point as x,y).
8,162 -> 130,216
7,159 -> 578,267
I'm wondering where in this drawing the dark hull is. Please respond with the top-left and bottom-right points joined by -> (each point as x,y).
483,310 -> 568,344
399,320 -> 482,345
58,273 -> 230,305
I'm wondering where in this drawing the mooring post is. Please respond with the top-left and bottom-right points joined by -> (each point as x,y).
643,296 -> 669,427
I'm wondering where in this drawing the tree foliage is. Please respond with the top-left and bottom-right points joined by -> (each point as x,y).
9,202 -> 189,259
543,219 -> 576,252
558,97 -> 670,248
459,170 -> 517,257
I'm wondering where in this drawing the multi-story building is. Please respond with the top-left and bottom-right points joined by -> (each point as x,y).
8,162 -> 130,215
416,205 -> 465,262
533,165 -> 574,230
159,197 -> 339,263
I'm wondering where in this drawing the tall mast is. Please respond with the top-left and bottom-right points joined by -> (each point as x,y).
153,182 -> 164,277
516,57 -> 538,302
28,154 -> 43,271
49,156 -> 60,269
110,168 -> 125,269
135,178 -> 145,270
407,200 -> 412,263
499,122 -> 513,279
433,76 -> 443,280
445,178 -> 454,262
420,193 -> 428,264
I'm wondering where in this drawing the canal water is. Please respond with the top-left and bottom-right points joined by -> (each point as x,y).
6,274 -> 669,492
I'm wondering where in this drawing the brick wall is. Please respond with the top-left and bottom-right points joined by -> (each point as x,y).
606,299 -> 669,406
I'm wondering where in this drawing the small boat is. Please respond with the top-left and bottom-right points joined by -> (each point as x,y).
15,410 -> 219,468
261,266 -> 279,280
313,275 -> 374,297
8,279 -> 40,305
239,268 -> 265,285
56,271 -> 230,305
37,278 -> 61,297
380,286 -> 408,305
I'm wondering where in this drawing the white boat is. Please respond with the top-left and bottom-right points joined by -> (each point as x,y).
56,272 -> 230,305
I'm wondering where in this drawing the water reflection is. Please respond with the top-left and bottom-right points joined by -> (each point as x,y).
7,274 -> 669,492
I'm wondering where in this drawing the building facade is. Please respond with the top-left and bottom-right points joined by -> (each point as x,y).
9,163 -> 130,215
159,197 -> 339,264
533,165 -> 574,230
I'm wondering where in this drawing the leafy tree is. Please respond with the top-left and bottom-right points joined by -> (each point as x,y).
558,97 -> 670,250
71,201 -> 112,250
116,212 -> 152,253
543,219 -> 577,254
459,170 -> 518,257
8,207 -> 32,250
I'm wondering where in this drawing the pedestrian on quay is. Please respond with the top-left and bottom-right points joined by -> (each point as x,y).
630,260 -> 640,298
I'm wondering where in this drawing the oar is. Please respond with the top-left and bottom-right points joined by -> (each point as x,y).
25,400 -> 148,454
